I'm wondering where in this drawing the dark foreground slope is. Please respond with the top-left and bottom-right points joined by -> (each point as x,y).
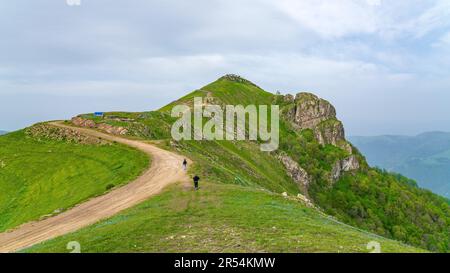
47,75 -> 449,252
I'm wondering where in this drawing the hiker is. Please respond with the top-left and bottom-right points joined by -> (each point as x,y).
193,175 -> 200,190
182,159 -> 187,171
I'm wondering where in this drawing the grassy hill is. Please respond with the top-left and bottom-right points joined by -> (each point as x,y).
25,182 -> 423,253
350,133 -> 450,198
0,126 -> 148,232
159,74 -> 273,112
64,75 -> 449,252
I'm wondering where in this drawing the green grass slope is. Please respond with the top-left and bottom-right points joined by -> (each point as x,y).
25,182 -> 423,253
159,74 -> 273,112
171,140 -> 299,194
0,129 -> 148,232
37,75 -> 449,252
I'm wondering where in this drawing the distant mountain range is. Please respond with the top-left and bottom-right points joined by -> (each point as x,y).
350,132 -> 450,198
0,131 -> 7,135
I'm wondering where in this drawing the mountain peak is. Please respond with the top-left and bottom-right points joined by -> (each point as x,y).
219,73 -> 249,82
217,74 -> 259,87
160,74 -> 273,111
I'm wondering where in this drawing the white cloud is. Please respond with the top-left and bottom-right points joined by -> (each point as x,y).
272,0 -> 379,38
2,0 -> 450,134
409,0 -> 450,38
272,0 -> 450,40
383,0 -> 450,39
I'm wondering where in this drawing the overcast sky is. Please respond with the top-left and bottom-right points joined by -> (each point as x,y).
1,0 -> 450,135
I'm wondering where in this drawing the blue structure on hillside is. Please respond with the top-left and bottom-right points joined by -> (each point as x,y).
94,112 -> 104,117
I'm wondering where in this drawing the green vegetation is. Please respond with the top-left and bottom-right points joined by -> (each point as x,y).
5,75 -> 447,253
276,116 -> 449,252
0,129 -> 149,232
25,182 -> 423,253
279,125 -> 357,182
349,133 -> 450,198
312,169 -> 450,252
71,75 -> 449,252
167,140 -> 299,194
80,111 -> 175,140
159,75 -> 273,112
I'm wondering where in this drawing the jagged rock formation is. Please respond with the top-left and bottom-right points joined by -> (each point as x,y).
280,92 -> 361,183
283,92 -> 352,153
314,119 -> 345,146
277,153 -> 311,189
291,92 -> 337,129
331,155 -> 360,183
72,117 -> 128,136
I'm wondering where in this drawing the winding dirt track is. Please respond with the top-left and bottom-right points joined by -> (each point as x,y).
0,122 -> 190,253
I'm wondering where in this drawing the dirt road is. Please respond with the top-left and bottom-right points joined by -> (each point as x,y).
0,122 -> 190,253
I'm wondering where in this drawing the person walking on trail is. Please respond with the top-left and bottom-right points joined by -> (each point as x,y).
182,159 -> 187,171
193,175 -> 200,190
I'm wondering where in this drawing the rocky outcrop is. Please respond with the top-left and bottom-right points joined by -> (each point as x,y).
97,123 -> 129,135
331,155 -> 360,182
282,92 -> 361,181
71,117 -> 128,136
284,94 -> 294,103
291,93 -> 337,129
25,123 -> 107,145
314,119 -> 345,146
71,117 -> 96,128
284,93 -> 346,145
277,153 -> 311,189
283,92 -> 352,153
220,74 -> 260,88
